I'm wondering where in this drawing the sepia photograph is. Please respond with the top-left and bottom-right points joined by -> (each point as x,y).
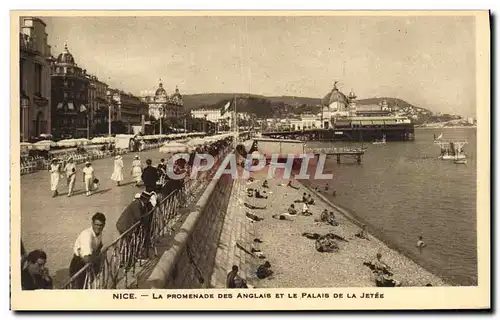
10,10 -> 490,310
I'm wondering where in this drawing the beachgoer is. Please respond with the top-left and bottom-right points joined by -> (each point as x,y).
355,225 -> 369,240
226,265 -> 248,288
417,236 -> 427,254
287,204 -> 298,215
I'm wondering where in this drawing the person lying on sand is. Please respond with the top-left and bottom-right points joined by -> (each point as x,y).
355,225 -> 369,240
244,202 -> 266,210
272,214 -> 294,221
262,180 -> 269,188
287,204 -> 298,215
302,203 -> 312,216
256,261 -> 273,279
306,194 -> 315,205
255,190 -> 268,199
287,180 -> 300,190
315,235 -> 340,253
246,212 -> 264,222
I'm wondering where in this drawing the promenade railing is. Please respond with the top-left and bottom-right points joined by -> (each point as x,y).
59,144 -> 232,289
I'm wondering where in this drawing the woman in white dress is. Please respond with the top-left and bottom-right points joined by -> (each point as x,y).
49,158 -> 62,197
82,161 -> 95,197
111,155 -> 124,186
131,155 -> 142,187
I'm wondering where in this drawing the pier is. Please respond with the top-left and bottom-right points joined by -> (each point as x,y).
306,146 -> 365,164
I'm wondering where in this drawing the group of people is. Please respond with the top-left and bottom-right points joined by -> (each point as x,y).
49,158 -> 96,197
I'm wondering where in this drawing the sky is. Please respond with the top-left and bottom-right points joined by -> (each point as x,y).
41,15 -> 476,117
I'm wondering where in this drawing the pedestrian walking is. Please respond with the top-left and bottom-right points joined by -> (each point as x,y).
142,159 -> 158,192
82,161 -> 95,197
131,155 -> 142,187
111,155 -> 124,186
69,212 -> 106,289
49,158 -> 62,197
64,157 -> 77,197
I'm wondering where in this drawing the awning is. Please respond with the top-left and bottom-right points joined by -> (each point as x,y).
371,120 -> 386,125
57,102 -> 63,109
80,105 -> 87,112
68,102 -> 74,110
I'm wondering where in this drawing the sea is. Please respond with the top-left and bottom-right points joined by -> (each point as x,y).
301,127 -> 477,286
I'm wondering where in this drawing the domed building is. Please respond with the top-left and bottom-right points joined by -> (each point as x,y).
141,80 -> 185,132
51,43 -> 91,138
320,81 -> 356,128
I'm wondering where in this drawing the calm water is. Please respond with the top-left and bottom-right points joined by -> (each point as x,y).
303,128 -> 477,286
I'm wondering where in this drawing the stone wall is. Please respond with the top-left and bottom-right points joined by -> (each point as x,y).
146,174 -> 235,289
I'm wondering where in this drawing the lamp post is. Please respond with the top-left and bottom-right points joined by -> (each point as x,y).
20,96 -> 29,142
159,105 -> 164,135
204,114 -> 208,133
106,90 -> 113,137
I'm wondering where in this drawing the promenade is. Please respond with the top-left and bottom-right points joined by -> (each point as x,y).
20,149 -> 168,286
210,168 -> 446,288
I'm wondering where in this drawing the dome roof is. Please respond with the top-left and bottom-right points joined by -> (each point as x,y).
171,86 -> 182,99
321,82 -> 348,106
155,82 -> 167,96
56,43 -> 75,65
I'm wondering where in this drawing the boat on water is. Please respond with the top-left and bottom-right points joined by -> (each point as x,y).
433,135 -> 468,160
373,134 -> 386,145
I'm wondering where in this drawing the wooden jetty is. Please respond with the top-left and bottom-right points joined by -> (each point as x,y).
305,146 -> 366,164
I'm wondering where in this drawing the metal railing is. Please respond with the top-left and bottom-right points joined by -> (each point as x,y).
60,144 -> 232,289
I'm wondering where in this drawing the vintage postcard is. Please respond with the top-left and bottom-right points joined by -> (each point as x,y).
10,10 -> 490,311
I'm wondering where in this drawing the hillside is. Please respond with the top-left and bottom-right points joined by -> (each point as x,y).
183,93 -> 432,119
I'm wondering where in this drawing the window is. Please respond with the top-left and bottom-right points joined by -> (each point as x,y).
34,63 -> 42,95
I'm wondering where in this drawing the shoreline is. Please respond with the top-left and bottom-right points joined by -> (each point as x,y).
297,179 -> 465,286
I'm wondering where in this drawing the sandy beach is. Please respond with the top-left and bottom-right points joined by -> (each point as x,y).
239,169 -> 446,288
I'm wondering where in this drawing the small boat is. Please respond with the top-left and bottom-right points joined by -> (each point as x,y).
454,159 -> 467,164
373,134 -> 386,145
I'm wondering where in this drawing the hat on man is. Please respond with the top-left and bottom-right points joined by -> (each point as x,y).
115,155 -> 122,160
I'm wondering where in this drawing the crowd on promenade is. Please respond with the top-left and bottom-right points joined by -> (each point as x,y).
21,136 -> 234,290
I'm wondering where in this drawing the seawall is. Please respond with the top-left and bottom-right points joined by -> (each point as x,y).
146,173 -> 235,288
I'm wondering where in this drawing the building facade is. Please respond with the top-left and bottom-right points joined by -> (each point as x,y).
110,90 -> 148,134
19,17 -> 52,141
141,81 -> 185,124
87,75 -> 110,135
50,44 -> 90,139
